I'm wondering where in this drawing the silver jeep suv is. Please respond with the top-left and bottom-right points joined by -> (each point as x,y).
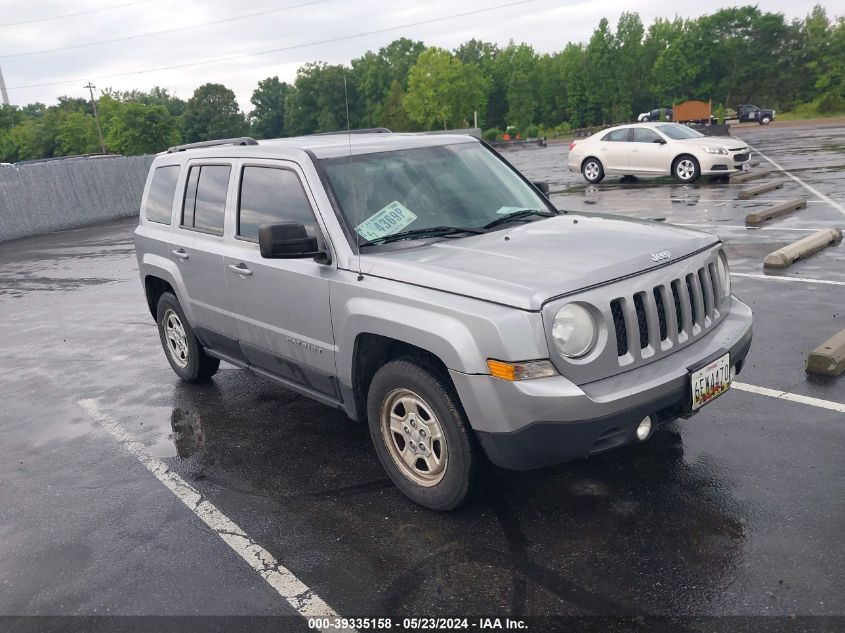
135,131 -> 752,510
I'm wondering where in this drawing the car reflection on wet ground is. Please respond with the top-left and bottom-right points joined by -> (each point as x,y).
0,122 -> 843,625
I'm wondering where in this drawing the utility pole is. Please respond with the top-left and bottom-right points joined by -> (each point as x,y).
0,66 -> 9,106
84,82 -> 106,154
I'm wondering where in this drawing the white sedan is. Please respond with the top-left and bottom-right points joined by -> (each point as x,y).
567,122 -> 750,184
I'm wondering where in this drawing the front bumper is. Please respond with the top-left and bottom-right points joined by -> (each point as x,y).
700,152 -> 750,175
450,296 -> 752,470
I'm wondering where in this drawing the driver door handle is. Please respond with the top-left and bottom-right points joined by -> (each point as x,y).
171,248 -> 189,260
228,263 -> 253,276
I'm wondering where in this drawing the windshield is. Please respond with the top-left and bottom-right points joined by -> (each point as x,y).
320,142 -> 553,244
656,124 -> 704,140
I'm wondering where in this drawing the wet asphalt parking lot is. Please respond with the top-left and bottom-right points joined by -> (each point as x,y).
0,122 -> 843,630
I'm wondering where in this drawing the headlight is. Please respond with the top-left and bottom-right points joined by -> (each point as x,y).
702,146 -> 728,155
717,249 -> 731,297
552,304 -> 596,358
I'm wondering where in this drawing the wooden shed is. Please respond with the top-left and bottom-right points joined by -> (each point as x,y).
673,100 -> 712,123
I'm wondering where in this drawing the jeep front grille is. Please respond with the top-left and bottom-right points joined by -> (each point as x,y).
610,264 -> 722,360
653,287 -> 668,341
670,280 -> 683,334
610,300 -> 628,356
633,293 -> 649,349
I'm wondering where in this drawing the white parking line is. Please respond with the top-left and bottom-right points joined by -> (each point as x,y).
732,383 -> 845,413
77,399 -> 344,627
740,140 -> 845,216
731,272 -> 845,287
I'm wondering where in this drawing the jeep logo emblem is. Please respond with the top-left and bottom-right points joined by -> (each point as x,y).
650,250 -> 672,263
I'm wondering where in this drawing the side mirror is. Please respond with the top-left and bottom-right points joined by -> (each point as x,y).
532,180 -> 550,195
653,138 -> 667,144
258,222 -> 323,260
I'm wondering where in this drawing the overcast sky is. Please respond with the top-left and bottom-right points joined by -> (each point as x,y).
0,0 -> 834,111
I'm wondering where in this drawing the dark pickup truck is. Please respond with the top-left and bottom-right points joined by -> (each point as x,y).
737,104 -> 775,125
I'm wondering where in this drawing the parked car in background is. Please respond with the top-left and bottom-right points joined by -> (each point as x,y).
568,122 -> 751,184
736,104 -> 775,125
637,107 -> 672,122
135,131 -> 752,510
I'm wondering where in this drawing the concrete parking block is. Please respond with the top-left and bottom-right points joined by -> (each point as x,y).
737,181 -> 784,200
763,227 -> 843,268
746,198 -> 808,225
730,170 -> 770,184
806,329 -> 845,376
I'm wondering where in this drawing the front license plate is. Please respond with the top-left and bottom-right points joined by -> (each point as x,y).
690,353 -> 731,411
741,162 -> 751,171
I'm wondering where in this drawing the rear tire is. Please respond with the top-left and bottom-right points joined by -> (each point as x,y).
673,155 -> 700,183
366,356 -> 484,511
582,157 -> 605,184
156,292 -> 220,382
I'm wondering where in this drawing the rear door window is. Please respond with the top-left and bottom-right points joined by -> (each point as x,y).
237,166 -> 316,241
601,129 -> 630,142
632,128 -> 662,143
144,165 -> 180,224
181,165 -> 230,235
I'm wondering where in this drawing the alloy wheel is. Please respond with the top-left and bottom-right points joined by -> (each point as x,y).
676,159 -> 696,181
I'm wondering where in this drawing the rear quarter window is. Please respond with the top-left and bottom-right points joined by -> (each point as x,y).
144,165 -> 180,224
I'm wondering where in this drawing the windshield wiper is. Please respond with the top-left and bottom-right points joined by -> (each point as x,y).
361,225 -> 487,246
482,209 -> 557,230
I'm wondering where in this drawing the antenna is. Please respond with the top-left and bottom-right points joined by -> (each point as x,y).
343,74 -> 363,282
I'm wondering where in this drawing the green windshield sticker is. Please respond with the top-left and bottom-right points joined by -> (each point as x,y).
496,206 -> 530,215
355,201 -> 418,241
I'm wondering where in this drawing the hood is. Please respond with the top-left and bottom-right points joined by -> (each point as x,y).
359,214 -> 719,310
677,136 -> 747,151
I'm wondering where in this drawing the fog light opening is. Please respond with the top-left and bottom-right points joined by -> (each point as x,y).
636,416 -> 653,441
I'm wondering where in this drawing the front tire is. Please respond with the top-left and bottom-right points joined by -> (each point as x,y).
156,292 -> 220,382
673,155 -> 700,183
582,157 -> 605,184
760,116 -> 771,125
367,357 -> 483,510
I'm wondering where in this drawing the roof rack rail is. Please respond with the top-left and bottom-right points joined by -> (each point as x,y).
166,137 -> 258,153
308,127 -> 392,137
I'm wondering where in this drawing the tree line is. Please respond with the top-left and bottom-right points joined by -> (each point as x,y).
1,4 -> 842,162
